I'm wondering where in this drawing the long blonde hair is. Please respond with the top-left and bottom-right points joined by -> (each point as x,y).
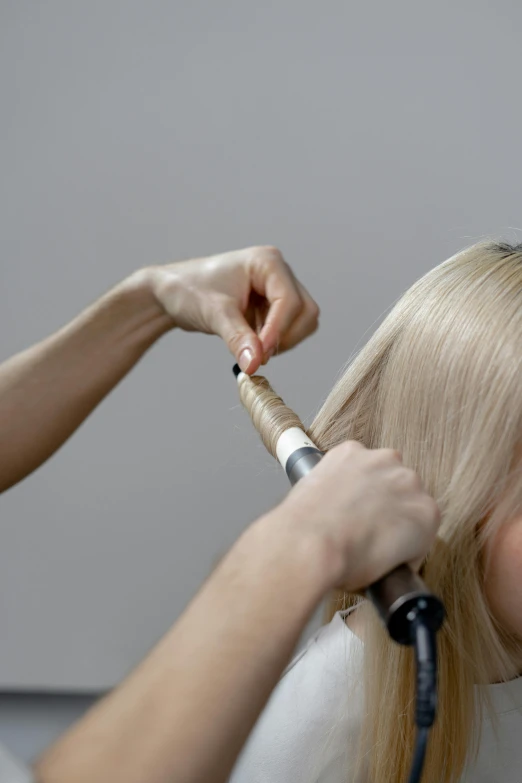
303,240 -> 522,781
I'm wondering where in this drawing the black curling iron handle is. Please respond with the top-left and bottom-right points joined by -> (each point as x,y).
365,564 -> 444,645
286,446 -> 444,646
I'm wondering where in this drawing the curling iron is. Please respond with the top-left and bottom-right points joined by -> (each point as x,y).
232,364 -> 445,783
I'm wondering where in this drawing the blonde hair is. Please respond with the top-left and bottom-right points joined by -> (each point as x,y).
238,240 -> 522,782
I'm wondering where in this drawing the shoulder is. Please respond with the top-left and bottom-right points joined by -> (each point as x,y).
282,608 -> 364,682
229,610 -> 364,783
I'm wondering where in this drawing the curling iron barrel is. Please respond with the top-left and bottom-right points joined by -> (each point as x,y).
232,364 -> 444,646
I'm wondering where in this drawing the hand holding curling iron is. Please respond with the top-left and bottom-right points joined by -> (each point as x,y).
272,439 -> 441,594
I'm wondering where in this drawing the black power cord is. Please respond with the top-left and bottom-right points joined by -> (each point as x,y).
408,727 -> 429,783
407,613 -> 438,783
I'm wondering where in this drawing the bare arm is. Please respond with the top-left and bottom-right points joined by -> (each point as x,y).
34,512 -> 334,783
0,271 -> 173,493
33,443 -> 439,783
1,247 -> 440,783
0,246 -> 319,494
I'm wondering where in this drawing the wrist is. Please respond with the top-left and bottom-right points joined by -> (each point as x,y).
115,268 -> 176,344
138,264 -> 183,329
236,510 -> 342,611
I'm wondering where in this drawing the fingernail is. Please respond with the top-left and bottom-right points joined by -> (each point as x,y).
238,347 -> 254,373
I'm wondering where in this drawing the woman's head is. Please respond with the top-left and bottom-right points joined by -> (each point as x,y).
307,240 -> 522,782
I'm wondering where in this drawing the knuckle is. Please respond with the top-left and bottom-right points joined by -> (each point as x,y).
288,289 -> 304,315
340,439 -> 363,457
372,447 -> 401,466
379,447 -> 402,461
325,441 -> 349,463
397,469 -> 423,494
260,245 -> 283,263
405,468 -> 422,488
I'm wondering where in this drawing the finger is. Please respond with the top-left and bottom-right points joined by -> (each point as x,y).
406,499 -> 440,572
249,248 -> 304,355
269,279 -> 320,355
210,302 -> 264,374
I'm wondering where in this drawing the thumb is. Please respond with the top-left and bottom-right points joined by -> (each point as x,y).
213,305 -> 263,374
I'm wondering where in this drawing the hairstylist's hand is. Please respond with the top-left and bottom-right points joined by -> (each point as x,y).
146,246 -> 319,373
271,441 -> 441,593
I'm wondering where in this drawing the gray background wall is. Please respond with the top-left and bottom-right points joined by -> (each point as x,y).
2,0 -> 522,766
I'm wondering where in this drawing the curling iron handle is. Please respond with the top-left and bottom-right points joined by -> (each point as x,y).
365,564 -> 444,645
285,447 -> 445,645
278,438 -> 444,645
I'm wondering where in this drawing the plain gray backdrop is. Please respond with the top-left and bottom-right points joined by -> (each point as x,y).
2,0 -> 522,764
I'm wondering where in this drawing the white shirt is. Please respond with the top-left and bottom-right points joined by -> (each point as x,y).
229,609 -> 522,783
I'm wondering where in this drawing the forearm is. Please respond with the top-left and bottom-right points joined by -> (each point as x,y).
34,512 -> 335,783
0,270 -> 173,492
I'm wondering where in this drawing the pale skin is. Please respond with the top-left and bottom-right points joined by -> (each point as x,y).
483,517 -> 522,671
1,245 -> 443,783
0,246 -> 318,494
